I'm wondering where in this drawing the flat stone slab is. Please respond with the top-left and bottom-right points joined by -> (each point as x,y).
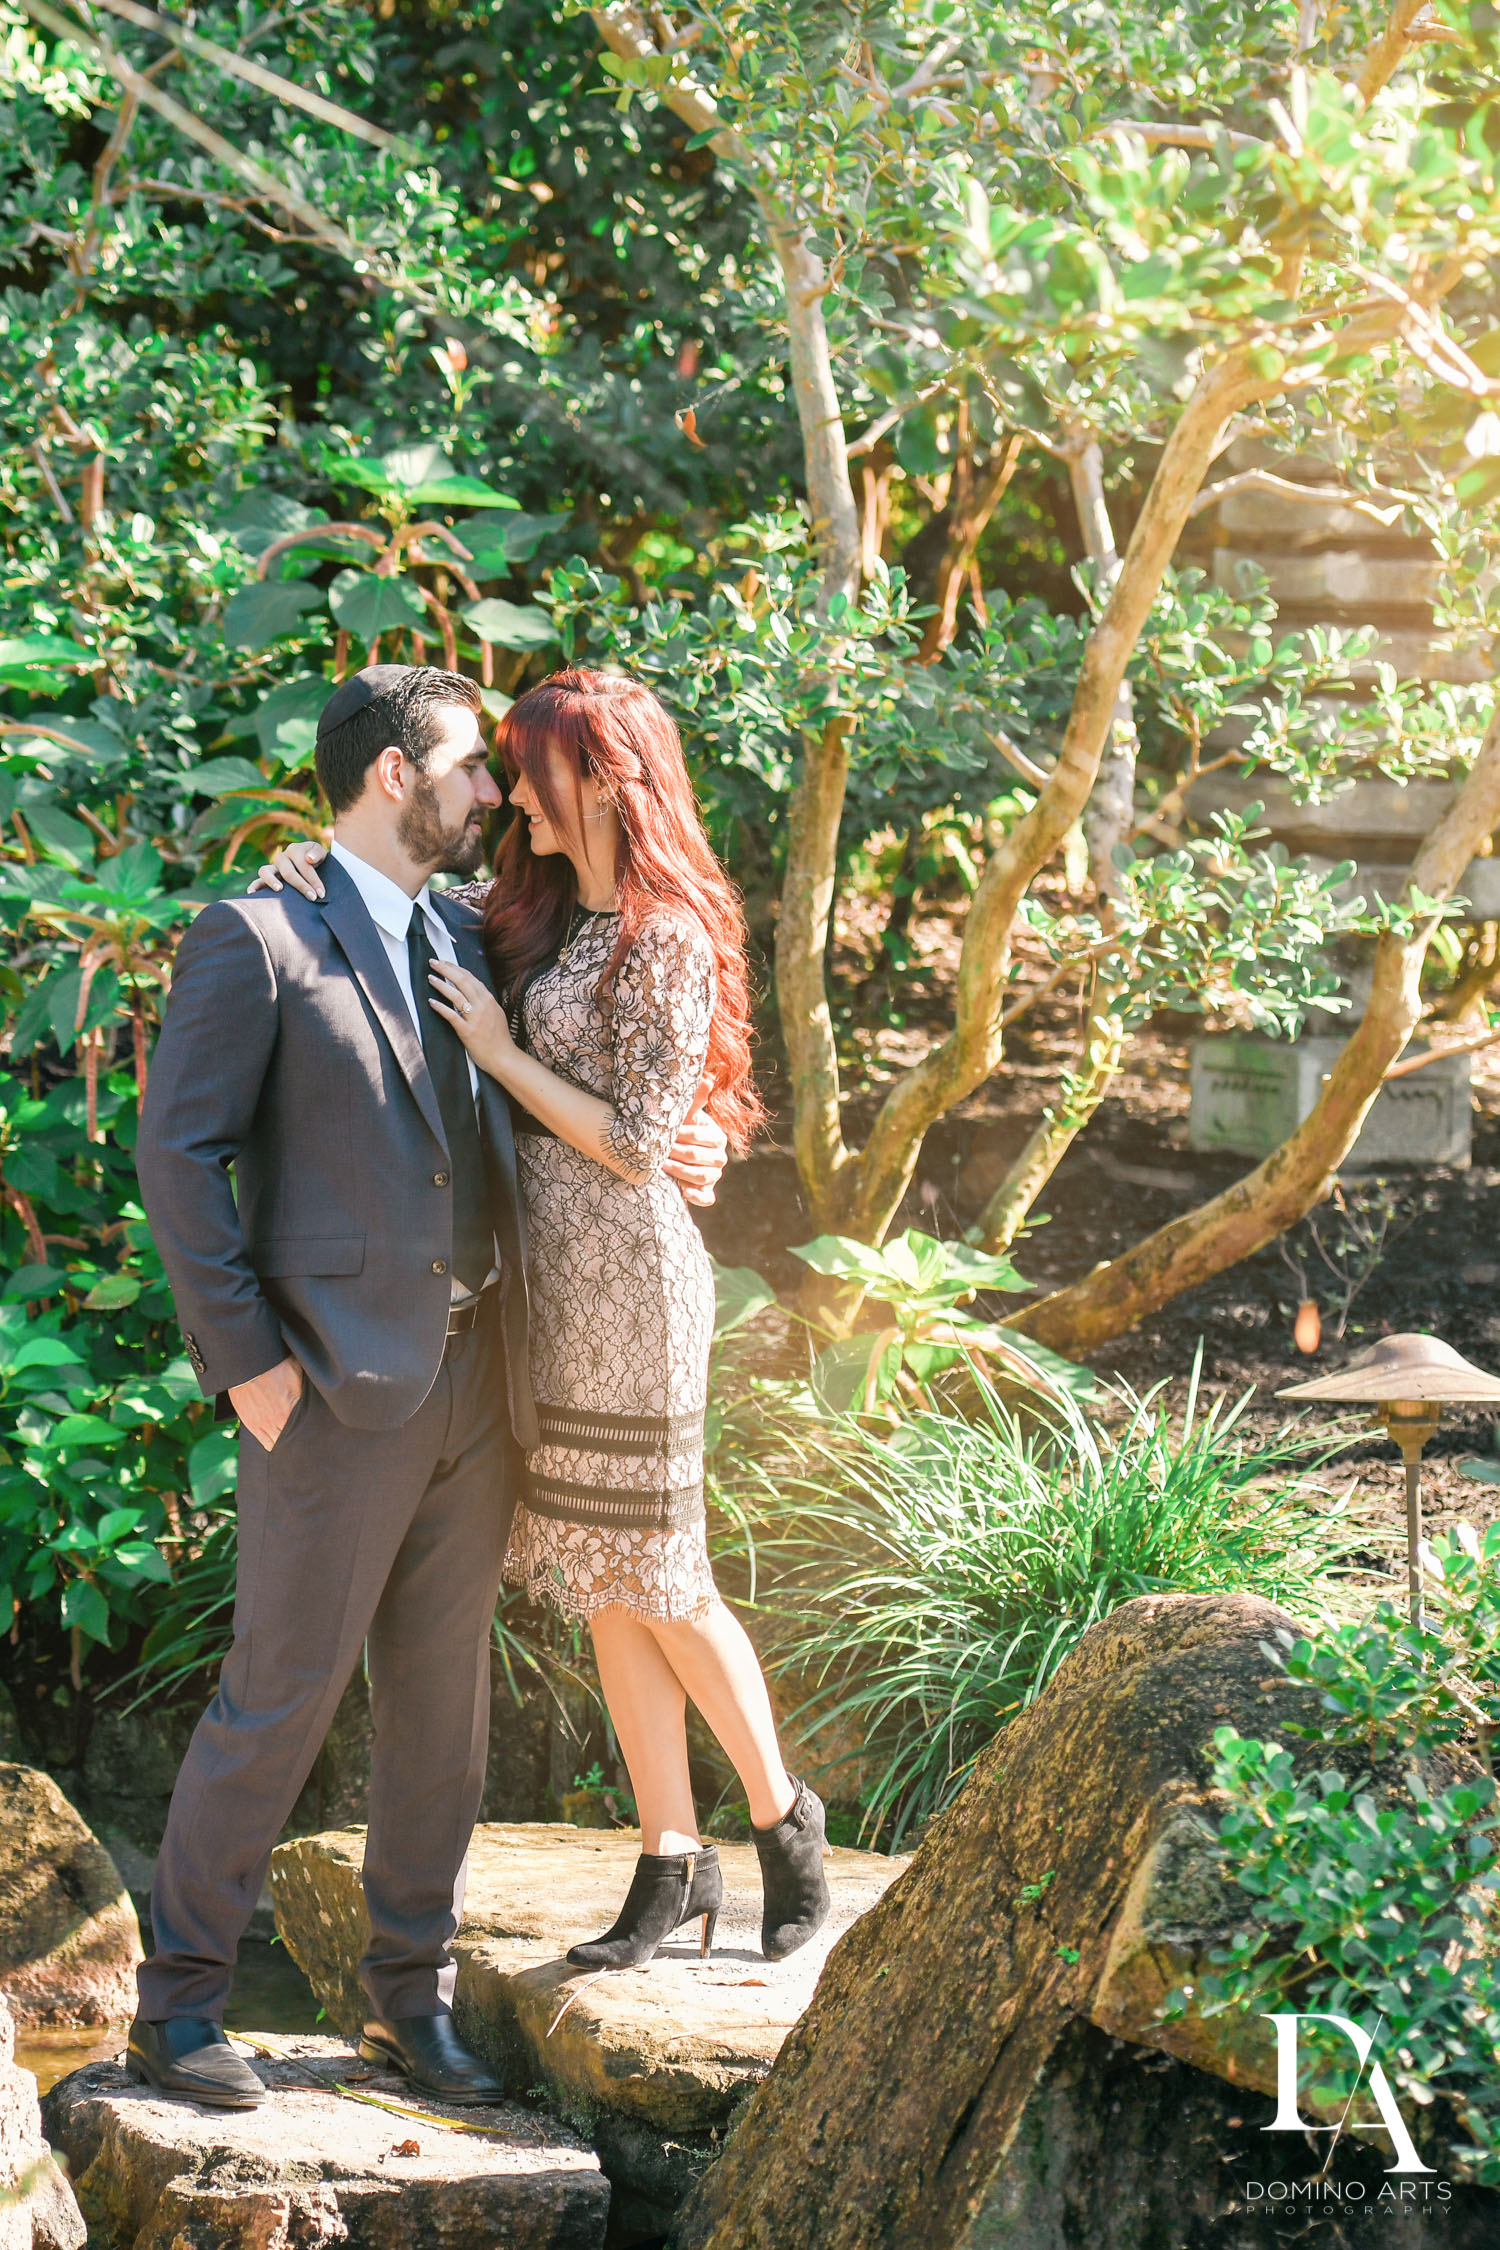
272,1823 -> 907,2225
43,2035 -> 609,2248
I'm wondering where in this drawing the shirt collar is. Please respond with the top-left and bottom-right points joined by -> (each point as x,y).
328,840 -> 437,946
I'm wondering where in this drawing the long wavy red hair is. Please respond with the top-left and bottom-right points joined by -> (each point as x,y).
483,667 -> 764,1152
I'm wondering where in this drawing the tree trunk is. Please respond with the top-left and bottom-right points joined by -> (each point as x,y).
1066,434 -> 1140,900
1011,708 -> 1500,1355
972,983 -> 1126,1253
832,349 -> 1271,1243
916,427 -> 1023,661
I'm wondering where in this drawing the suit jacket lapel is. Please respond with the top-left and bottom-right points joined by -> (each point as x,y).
320,858 -> 448,1152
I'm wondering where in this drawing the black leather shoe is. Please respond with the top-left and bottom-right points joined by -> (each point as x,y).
566,1845 -> 722,1970
358,2013 -> 505,2105
125,2017 -> 265,2109
753,1777 -> 832,1961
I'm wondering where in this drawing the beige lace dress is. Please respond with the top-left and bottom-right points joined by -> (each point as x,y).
497,906 -> 720,1622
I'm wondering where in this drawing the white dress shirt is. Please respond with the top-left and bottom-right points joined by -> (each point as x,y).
329,840 -> 496,1298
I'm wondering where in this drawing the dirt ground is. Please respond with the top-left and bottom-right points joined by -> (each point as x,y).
697,887 -> 1500,1580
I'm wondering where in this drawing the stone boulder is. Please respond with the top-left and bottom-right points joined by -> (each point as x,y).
675,1591 -> 1500,2250
42,2035 -> 609,2248
0,1993 -> 85,2250
0,1766 -> 142,2027
271,1822 -> 907,2242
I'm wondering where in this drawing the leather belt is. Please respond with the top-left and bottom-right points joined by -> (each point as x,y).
445,1287 -> 495,1340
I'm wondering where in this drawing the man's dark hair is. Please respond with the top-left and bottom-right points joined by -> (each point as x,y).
314,665 -> 483,815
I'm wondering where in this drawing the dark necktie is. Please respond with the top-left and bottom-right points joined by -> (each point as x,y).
406,909 -> 492,1295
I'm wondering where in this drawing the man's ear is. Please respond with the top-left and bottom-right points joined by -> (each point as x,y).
372,746 -> 407,801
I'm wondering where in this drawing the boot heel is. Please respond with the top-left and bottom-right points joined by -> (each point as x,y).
700,1909 -> 718,1958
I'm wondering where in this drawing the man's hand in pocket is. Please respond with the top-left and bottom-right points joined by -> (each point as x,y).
229,1355 -> 305,1450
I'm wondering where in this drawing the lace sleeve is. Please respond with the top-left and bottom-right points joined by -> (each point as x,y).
442,880 -> 492,911
604,917 -> 716,1185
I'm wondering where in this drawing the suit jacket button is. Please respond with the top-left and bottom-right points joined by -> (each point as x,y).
433,1172 -> 450,1187
431,1259 -> 448,1276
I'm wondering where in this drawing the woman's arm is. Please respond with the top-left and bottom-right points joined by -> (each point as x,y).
602,919 -> 716,1182
428,919 -> 715,1187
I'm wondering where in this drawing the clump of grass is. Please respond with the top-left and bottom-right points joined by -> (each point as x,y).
730,1361 -> 1365,1849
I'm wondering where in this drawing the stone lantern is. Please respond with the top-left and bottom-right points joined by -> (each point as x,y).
1279,1332 -> 1500,1628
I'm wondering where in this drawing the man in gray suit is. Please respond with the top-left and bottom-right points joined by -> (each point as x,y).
129,665 -> 723,2108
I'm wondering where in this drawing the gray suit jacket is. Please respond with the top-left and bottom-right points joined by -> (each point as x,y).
137,857 -> 537,1441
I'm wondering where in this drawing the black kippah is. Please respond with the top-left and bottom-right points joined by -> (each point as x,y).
316,665 -> 411,738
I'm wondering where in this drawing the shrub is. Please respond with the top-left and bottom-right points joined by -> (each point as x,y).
1187,1526 -> 1500,2181
727,1364 -> 1363,1847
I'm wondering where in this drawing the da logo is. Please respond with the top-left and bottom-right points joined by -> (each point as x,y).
1262,2013 -> 1432,2176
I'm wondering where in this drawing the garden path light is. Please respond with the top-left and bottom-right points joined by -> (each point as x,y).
1280,1333 -> 1500,1630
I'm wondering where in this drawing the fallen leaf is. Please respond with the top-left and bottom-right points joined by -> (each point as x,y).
392,2140 -> 421,2157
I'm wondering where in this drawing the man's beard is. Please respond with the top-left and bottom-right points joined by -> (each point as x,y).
398,773 -> 487,877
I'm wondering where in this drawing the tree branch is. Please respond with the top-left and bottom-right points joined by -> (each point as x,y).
18,0 -> 381,271
86,0 -> 414,152
836,347 -> 1273,1240
1091,121 -> 1267,155
1356,0 -> 1430,107
1185,468 -> 1418,524
1013,703 -> 1500,1354
590,2 -> 756,171
587,5 -> 861,1216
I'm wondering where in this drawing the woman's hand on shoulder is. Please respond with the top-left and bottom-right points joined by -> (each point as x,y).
248,839 -> 329,899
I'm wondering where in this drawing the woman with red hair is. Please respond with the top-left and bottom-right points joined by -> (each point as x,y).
259,668 -> 829,1972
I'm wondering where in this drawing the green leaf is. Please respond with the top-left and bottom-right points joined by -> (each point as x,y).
222,580 -> 323,651
188,1430 -> 239,1507
48,964 -> 85,1053
108,1542 -> 171,1582
1,1267 -> 67,1302
222,493 -> 328,558
5,1336 -> 85,1373
941,1242 -> 1030,1295
887,1230 -> 950,1293
7,718 -> 127,763
379,443 -> 453,487
47,1414 -> 124,1448
60,1577 -> 111,1642
466,513 -> 569,571
810,1333 -> 901,1415
711,1260 -> 777,1338
460,597 -> 557,650
95,842 -> 164,900
964,1324 -> 1100,1404
790,1234 -> 894,1288
23,801 -> 95,869
328,570 -> 427,641
0,634 -> 95,671
94,1506 -> 144,1544
182,758 -> 266,797
254,676 -> 328,768
323,458 -> 396,497
404,478 -> 519,509
84,1274 -> 142,1309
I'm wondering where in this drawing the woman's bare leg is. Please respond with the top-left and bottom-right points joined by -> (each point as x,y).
589,1606 -> 701,1853
591,1599 -> 795,1847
